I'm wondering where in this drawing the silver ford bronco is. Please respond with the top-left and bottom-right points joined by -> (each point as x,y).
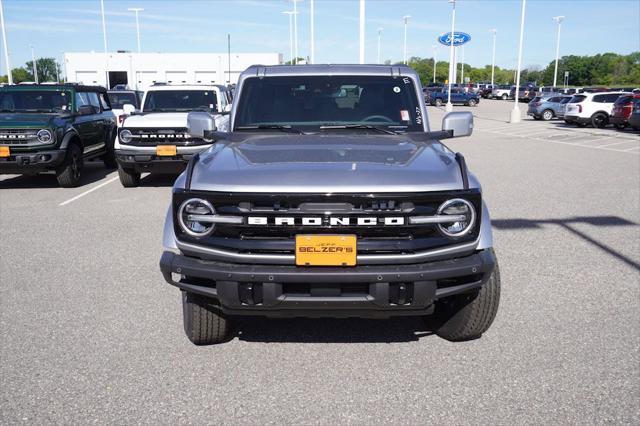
159,64 -> 500,345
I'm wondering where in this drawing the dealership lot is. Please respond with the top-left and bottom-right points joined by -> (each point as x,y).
1,99 -> 638,424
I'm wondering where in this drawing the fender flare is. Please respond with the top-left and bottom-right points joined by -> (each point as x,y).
60,131 -> 82,150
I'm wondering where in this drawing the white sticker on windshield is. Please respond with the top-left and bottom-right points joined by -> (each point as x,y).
393,86 -> 401,93
209,104 -> 214,109
400,110 -> 410,121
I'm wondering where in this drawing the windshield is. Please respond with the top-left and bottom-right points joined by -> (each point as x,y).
108,92 -> 138,109
234,76 -> 423,132
0,90 -> 72,113
142,90 -> 218,113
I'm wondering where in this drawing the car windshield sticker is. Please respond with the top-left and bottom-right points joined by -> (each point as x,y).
415,107 -> 423,125
393,86 -> 401,93
400,110 -> 410,121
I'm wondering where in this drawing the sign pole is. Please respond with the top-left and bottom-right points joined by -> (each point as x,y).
446,0 -> 456,112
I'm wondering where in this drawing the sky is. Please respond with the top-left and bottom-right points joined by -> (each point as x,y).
1,0 -> 639,72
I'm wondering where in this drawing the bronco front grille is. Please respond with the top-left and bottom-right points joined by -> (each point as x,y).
173,190 -> 482,256
0,129 -> 39,145
121,128 -> 208,146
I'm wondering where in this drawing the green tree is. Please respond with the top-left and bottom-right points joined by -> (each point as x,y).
24,57 -> 61,82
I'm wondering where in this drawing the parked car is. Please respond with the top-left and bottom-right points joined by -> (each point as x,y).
527,94 -> 572,121
491,84 -> 512,100
429,88 -> 480,107
0,83 -> 117,187
107,89 -> 143,127
629,98 -> 640,130
557,96 -> 572,119
511,86 -> 538,102
609,94 -> 640,129
159,64 -> 500,345
480,84 -> 495,98
564,91 -> 631,128
115,84 -> 231,187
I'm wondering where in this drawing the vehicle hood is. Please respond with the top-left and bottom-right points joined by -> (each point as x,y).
122,112 -> 189,128
0,112 -> 57,128
189,134 -> 467,193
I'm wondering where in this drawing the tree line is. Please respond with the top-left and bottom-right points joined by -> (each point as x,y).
0,57 -> 62,83
401,51 -> 640,87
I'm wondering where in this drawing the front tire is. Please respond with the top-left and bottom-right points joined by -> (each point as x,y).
541,109 -> 554,121
467,99 -> 477,107
427,255 -> 501,342
117,164 -> 141,187
501,93 -> 508,100
182,292 -> 229,345
56,143 -> 83,188
435,98 -> 443,107
102,132 -> 117,168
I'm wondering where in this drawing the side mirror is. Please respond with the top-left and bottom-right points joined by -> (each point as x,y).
122,103 -> 136,115
442,111 -> 473,138
187,111 -> 217,139
77,105 -> 97,116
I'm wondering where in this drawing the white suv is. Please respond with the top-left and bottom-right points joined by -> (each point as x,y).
114,84 -> 231,187
564,91 -> 630,128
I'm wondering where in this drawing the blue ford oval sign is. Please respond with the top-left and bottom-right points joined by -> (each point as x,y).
438,32 -> 471,46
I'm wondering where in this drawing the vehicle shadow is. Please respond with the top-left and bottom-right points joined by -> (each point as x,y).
492,215 -> 640,270
0,162 -> 113,189
230,316 -> 434,343
138,173 -> 179,188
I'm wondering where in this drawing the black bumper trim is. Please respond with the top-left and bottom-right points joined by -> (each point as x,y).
116,151 -> 192,173
0,149 -> 66,173
159,249 -> 496,317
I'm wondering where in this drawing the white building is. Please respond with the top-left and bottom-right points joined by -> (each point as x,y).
63,52 -> 283,90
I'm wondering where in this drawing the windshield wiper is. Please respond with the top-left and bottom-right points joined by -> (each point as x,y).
235,125 -> 306,134
319,124 -> 398,135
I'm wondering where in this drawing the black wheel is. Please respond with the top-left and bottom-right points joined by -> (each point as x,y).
467,99 -> 477,107
56,143 -> 83,188
435,98 -> 443,107
426,252 -> 500,341
563,119 -> 572,125
182,291 -> 229,345
501,93 -> 508,100
591,112 -> 608,128
102,131 -> 117,168
541,109 -> 554,121
117,164 -> 141,187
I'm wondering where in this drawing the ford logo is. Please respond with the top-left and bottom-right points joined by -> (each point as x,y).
437,31 -> 471,46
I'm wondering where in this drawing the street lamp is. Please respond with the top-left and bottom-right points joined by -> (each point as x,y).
490,29 -> 497,86
30,44 -> 38,83
446,0 -> 456,112
402,15 -> 411,64
432,44 -> 437,83
359,0 -> 365,64
377,27 -> 383,64
310,0 -> 314,64
0,0 -> 12,84
292,0 -> 301,64
100,0 -> 109,88
127,8 -> 144,53
282,11 -> 296,64
510,0 -> 527,123
552,15 -> 564,88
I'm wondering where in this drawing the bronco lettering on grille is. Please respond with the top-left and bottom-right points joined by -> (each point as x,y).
246,217 -> 405,226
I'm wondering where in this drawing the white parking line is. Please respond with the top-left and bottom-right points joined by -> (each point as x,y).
59,176 -> 119,206
594,140 -> 638,148
623,146 -> 640,151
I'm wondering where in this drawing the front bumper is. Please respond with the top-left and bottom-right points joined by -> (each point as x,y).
115,145 -> 211,173
0,149 -> 66,174
159,249 -> 496,318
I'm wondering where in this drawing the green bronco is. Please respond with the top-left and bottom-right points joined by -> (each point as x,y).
0,84 -> 117,187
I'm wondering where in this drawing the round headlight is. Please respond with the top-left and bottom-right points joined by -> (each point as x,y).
36,129 -> 52,143
119,129 -> 132,143
178,198 -> 216,237
437,198 -> 476,237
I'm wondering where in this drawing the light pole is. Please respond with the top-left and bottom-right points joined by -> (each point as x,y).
100,0 -> 109,88
0,0 -> 11,84
446,0 -> 456,112
282,11 -> 295,64
310,0 -> 314,64
432,44 -> 437,83
460,45 -> 465,85
552,15 -> 564,88
510,0 -> 526,123
127,8 -> 143,53
30,45 -> 38,83
292,0 -> 301,64
359,0 -> 365,64
377,27 -> 383,64
490,29 -> 497,86
402,15 -> 411,65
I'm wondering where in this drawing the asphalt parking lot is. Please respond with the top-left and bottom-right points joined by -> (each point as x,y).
1,99 -> 638,424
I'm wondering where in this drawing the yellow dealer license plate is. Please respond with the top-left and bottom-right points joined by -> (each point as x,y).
0,146 -> 9,157
156,145 -> 177,156
295,235 -> 357,266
